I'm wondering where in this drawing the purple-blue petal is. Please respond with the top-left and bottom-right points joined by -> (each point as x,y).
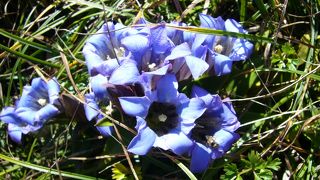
96,122 -> 113,137
211,129 -> 239,159
8,123 -> 23,144
190,85 -> 213,106
35,104 -> 60,124
119,96 -> 151,118
199,14 -> 225,30
165,43 -> 191,60
178,97 -> 206,124
109,60 -> 140,85
229,39 -> 253,61
94,58 -> 120,76
127,117 -> 156,155
212,53 -> 233,76
224,19 -> 246,33
185,56 -> 209,79
156,74 -> 178,103
47,77 -> 60,105
84,93 -> 100,121
15,107 -> 36,125
150,25 -> 172,54
17,89 -> 41,110
90,74 -> 109,100
154,130 -> 193,155
190,142 -> 212,173
121,34 -> 150,67
0,107 -> 18,124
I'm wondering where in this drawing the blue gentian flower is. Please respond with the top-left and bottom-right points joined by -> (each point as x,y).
121,24 -> 174,72
119,74 -> 207,155
190,14 -> 254,76
84,93 -> 113,136
82,22 -> 127,76
188,85 -> 240,172
0,77 -> 61,143
15,77 -> 61,126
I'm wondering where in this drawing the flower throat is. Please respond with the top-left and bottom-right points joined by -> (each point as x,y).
146,102 -> 179,136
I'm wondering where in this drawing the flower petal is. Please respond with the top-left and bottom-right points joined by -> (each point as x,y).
178,97 -> 206,124
127,117 -> 156,155
0,107 -> 19,124
211,129 -> 239,159
35,104 -> 60,124
185,56 -> 209,79
190,85 -> 213,106
212,53 -> 233,76
150,25 -> 172,54
8,123 -> 23,144
229,39 -> 253,61
190,142 -> 212,173
199,14 -> 225,30
47,77 -> 60,105
84,93 -> 101,121
156,74 -> 179,103
220,99 -> 240,132
121,34 -> 150,67
165,43 -> 191,60
154,130 -> 193,155
91,74 -> 109,100
224,19 -> 246,33
94,58 -> 120,76
119,96 -> 151,118
109,60 -> 140,85
15,107 -> 36,125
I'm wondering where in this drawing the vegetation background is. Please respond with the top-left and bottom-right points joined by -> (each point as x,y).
0,0 -> 319,179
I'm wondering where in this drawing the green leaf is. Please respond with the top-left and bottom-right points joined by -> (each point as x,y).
0,43 -> 60,68
112,163 -> 142,180
257,169 -> 273,180
0,28 -> 58,54
265,157 -> 281,171
281,43 -> 296,56
165,25 -> 274,43
221,163 -> 240,180
95,117 -> 114,127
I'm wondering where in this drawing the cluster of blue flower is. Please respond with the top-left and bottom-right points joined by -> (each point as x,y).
0,14 -> 253,172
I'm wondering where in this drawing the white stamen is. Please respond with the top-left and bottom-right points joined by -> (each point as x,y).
158,114 -> 167,122
115,47 -> 125,57
148,63 -> 156,70
37,98 -> 47,107
214,44 -> 224,54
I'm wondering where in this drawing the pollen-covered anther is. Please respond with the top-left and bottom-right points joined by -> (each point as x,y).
115,47 -> 125,57
37,98 -> 47,107
158,114 -> 167,122
214,44 -> 224,54
205,135 -> 219,148
148,63 -> 157,71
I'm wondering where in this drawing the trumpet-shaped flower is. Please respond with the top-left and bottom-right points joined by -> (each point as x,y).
188,86 -> 240,172
191,14 -> 254,76
119,74 -> 207,155
0,77 -> 61,143
82,22 -> 127,76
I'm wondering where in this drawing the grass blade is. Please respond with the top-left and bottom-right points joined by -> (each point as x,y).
0,44 -> 60,68
0,153 -> 103,180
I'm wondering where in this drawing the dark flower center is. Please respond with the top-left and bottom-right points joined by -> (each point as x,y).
146,102 -> 179,136
191,114 -> 220,148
